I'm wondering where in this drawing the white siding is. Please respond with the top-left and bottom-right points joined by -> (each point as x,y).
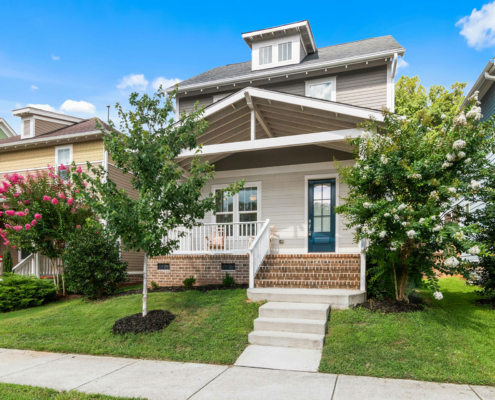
198,163 -> 358,254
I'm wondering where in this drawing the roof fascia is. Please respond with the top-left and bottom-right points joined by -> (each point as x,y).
169,48 -> 405,94
462,59 -> 495,107
0,118 -> 17,137
12,107 -> 84,123
0,130 -> 104,150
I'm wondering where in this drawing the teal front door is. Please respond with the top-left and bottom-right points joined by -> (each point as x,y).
308,179 -> 336,252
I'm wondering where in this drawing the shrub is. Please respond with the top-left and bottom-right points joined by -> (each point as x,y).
0,274 -> 56,312
2,250 -> 13,274
222,272 -> 236,288
62,225 -> 128,299
150,281 -> 159,291
183,276 -> 196,288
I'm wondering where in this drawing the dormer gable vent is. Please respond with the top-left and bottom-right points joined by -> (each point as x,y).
12,107 -> 84,140
242,20 -> 316,72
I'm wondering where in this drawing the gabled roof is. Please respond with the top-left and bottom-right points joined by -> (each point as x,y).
0,118 -> 109,148
172,35 -> 404,92
0,118 -> 17,137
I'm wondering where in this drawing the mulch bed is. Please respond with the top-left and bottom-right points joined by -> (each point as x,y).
475,297 -> 495,309
355,294 -> 426,314
112,310 -> 176,334
111,283 -> 249,299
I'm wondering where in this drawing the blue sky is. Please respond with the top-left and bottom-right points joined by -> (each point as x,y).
1,0 -> 494,133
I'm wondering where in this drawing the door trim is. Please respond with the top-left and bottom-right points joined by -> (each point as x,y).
304,173 -> 340,254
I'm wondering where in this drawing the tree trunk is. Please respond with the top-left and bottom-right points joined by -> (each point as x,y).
392,263 -> 399,301
50,258 -> 59,293
142,253 -> 148,317
398,266 -> 408,302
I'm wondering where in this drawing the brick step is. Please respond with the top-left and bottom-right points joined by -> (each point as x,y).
258,267 -> 360,273
254,279 -> 359,289
257,273 -> 359,281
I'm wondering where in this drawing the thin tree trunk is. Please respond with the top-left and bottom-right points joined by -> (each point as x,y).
61,273 -> 66,297
392,263 -> 399,301
142,253 -> 148,317
398,266 -> 408,302
50,258 -> 59,292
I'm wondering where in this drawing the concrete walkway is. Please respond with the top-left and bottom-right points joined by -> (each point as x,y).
0,348 -> 493,400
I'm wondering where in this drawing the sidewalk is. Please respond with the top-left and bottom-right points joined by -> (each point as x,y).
0,348 -> 493,400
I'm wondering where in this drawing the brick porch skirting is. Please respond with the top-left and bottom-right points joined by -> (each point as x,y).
147,253 -> 361,289
127,274 -> 144,284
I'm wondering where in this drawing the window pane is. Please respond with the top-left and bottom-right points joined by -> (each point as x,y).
239,187 -> 257,211
322,184 -> 331,199
240,213 -> 257,222
322,216 -> 331,232
278,42 -> 292,62
322,200 -> 331,215
314,201 -> 322,216
309,83 -> 333,101
314,217 -> 322,232
313,184 -> 322,199
215,190 -> 233,213
259,46 -> 272,65
58,148 -> 70,165
216,214 -> 233,223
240,213 -> 258,236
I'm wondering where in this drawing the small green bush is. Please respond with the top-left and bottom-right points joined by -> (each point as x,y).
150,281 -> 159,291
0,274 -> 57,312
222,272 -> 235,287
183,276 -> 196,288
2,250 -> 13,274
62,225 -> 128,299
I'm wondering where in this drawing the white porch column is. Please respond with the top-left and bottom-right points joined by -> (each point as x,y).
250,109 -> 255,141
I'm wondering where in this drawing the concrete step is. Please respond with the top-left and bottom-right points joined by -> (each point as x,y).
259,302 -> 330,320
248,330 -> 325,350
248,288 -> 366,309
254,317 -> 326,335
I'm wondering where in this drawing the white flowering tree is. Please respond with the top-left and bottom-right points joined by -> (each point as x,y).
336,92 -> 495,301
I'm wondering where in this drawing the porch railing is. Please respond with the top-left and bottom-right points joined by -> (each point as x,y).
248,219 -> 271,288
164,221 -> 266,254
12,253 -> 62,278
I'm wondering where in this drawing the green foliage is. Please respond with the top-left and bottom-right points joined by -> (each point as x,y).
395,76 -> 466,128
335,93 -> 494,300
150,281 -> 159,291
183,276 -> 196,288
62,225 -> 128,299
2,250 -> 13,274
0,274 -> 56,312
222,272 -> 236,288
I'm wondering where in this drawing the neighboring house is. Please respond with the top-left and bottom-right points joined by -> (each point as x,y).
149,21 -> 406,296
0,118 -> 17,139
0,107 -> 144,281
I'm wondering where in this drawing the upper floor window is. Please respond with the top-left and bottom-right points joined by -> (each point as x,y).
55,145 -> 72,180
305,77 -> 337,102
259,46 -> 272,66
278,42 -> 292,62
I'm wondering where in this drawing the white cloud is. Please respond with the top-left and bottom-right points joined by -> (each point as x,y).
51,54 -> 60,61
152,77 -> 181,91
60,100 -> 96,115
117,74 -> 149,90
27,104 -> 57,112
396,58 -> 409,70
31,85 -> 38,90
456,1 -> 495,50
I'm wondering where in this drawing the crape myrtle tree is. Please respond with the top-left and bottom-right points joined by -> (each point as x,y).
335,92 -> 495,301
0,168 -> 93,294
74,87 -> 242,317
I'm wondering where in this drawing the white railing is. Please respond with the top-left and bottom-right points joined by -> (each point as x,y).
248,219 -> 271,288
164,221 -> 266,254
12,253 -> 62,278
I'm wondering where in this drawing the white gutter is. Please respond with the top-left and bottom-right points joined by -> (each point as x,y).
485,71 -> 495,81
0,130 -> 104,149
390,53 -> 398,79
168,48 -> 406,94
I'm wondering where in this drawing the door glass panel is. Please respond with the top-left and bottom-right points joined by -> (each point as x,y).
313,184 -> 322,199
314,201 -> 322,216
322,200 -> 331,215
322,216 -> 331,232
322,184 -> 331,199
314,217 -> 322,232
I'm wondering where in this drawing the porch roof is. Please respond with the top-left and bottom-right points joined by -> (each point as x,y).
179,87 -> 378,170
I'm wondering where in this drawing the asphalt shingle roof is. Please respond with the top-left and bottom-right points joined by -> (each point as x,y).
177,35 -> 404,88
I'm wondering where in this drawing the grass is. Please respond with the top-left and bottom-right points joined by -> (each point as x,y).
320,277 -> 495,386
0,383 -> 143,399
0,289 -> 259,365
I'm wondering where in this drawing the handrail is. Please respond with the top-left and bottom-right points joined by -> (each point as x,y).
248,219 -> 270,252
248,219 -> 271,288
12,253 -> 35,276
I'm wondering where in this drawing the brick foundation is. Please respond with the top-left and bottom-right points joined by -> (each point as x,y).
127,274 -> 144,284
147,253 -> 361,289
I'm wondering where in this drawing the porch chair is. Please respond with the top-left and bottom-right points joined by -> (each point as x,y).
205,226 -> 226,251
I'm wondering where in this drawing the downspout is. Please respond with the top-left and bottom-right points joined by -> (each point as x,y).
485,72 -> 495,81
360,238 -> 366,292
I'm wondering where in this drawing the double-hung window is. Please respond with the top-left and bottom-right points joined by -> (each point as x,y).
55,145 -> 72,180
213,183 -> 261,236
278,42 -> 292,62
259,46 -> 272,66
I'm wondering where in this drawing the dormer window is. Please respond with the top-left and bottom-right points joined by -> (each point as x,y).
259,46 -> 272,66
278,42 -> 292,62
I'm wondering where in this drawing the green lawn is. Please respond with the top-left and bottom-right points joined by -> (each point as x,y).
0,289 -> 259,365
320,278 -> 495,386
0,383 -> 143,400
0,383 -> 143,399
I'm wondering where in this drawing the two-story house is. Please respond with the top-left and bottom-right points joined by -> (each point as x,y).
148,21 -> 406,303
0,107 -> 144,281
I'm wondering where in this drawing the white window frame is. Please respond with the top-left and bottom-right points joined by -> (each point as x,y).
211,182 -> 262,226
259,45 -> 272,66
305,76 -> 337,102
55,144 -> 73,178
278,41 -> 292,62
21,117 -> 35,139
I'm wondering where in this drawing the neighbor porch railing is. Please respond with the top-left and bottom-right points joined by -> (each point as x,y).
12,253 -> 62,278
164,221 -> 267,254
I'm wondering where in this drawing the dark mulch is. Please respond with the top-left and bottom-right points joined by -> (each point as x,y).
111,283 -> 249,299
112,310 -> 176,334
355,294 -> 426,314
475,296 -> 495,309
